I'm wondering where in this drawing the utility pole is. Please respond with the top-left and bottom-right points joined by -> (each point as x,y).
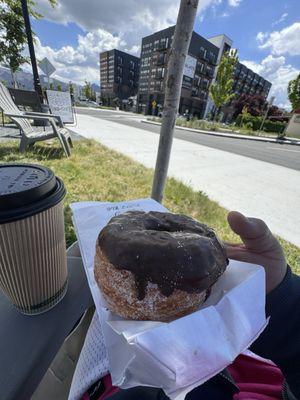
151,0 -> 199,203
21,0 -> 44,102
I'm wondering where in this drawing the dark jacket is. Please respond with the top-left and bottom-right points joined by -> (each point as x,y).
109,267 -> 300,400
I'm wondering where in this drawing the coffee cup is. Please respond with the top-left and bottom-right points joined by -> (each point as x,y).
0,163 -> 68,315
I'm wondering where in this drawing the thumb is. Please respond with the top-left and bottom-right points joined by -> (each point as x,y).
227,211 -> 271,251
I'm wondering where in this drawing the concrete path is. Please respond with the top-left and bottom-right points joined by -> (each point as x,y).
76,108 -> 300,171
71,114 -> 300,247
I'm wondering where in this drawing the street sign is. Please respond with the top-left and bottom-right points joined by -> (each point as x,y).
152,100 -> 157,108
38,58 -> 56,77
46,90 -> 74,124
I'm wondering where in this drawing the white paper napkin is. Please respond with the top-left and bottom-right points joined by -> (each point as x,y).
70,199 -> 267,399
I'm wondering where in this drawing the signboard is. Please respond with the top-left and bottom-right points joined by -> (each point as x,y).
183,55 -> 197,79
38,58 -> 56,77
46,90 -> 74,124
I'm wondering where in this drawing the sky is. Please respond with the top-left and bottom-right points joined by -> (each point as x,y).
27,0 -> 300,109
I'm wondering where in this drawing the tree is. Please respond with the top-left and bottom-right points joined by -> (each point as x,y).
49,82 -> 54,90
0,0 -> 56,87
266,105 -> 288,123
83,81 -> 95,101
56,83 -> 62,91
209,51 -> 238,120
288,73 -> 300,111
151,0 -> 199,202
232,94 -> 266,119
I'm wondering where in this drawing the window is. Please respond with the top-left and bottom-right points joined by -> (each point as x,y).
159,37 -> 169,49
156,67 -> 165,79
192,86 -> 199,97
209,51 -> 216,63
197,62 -> 204,73
194,74 -> 201,86
157,53 -> 166,65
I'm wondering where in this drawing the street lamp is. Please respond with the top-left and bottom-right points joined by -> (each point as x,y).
20,0 -> 44,102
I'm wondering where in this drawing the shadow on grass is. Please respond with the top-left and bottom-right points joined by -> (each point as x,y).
0,142 -> 65,161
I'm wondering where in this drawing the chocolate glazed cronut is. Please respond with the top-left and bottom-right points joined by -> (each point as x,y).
94,211 -> 228,321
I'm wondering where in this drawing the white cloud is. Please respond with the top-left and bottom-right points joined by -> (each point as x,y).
228,0 -> 242,7
35,0 -> 225,51
221,11 -> 230,17
272,12 -> 288,27
241,55 -> 299,109
33,29 -> 125,84
257,22 -> 300,56
28,0 -> 223,84
35,0 -> 180,51
256,31 -> 269,44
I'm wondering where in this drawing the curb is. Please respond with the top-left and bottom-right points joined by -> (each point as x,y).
141,120 -> 300,146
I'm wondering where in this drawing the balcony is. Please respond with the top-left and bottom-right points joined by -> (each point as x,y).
156,57 -> 166,66
191,87 -> 199,97
199,51 -> 209,62
205,69 -> 214,78
195,66 -> 204,75
155,42 -> 168,51
200,90 -> 208,99
153,83 -> 164,92
208,55 -> 217,65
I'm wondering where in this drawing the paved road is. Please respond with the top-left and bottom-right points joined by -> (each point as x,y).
75,108 -> 300,171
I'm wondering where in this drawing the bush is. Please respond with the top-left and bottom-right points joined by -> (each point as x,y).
244,121 -> 253,130
235,114 -> 286,134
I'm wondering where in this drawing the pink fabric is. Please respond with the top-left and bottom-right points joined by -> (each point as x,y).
81,374 -> 119,400
228,354 -> 284,400
98,374 -> 119,399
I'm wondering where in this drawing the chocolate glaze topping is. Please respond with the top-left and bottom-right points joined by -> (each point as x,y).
98,211 -> 228,300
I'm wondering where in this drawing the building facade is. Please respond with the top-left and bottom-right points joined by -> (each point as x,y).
137,26 -> 219,118
233,62 -> 272,99
100,49 -> 140,106
205,34 -> 272,120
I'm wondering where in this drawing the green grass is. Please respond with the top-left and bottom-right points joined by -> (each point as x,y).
0,139 -> 299,274
0,113 -> 10,125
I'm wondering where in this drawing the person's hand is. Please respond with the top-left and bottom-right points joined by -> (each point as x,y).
225,211 -> 287,293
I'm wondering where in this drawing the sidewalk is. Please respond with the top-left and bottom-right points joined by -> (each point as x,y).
142,120 -> 300,146
71,113 -> 300,247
